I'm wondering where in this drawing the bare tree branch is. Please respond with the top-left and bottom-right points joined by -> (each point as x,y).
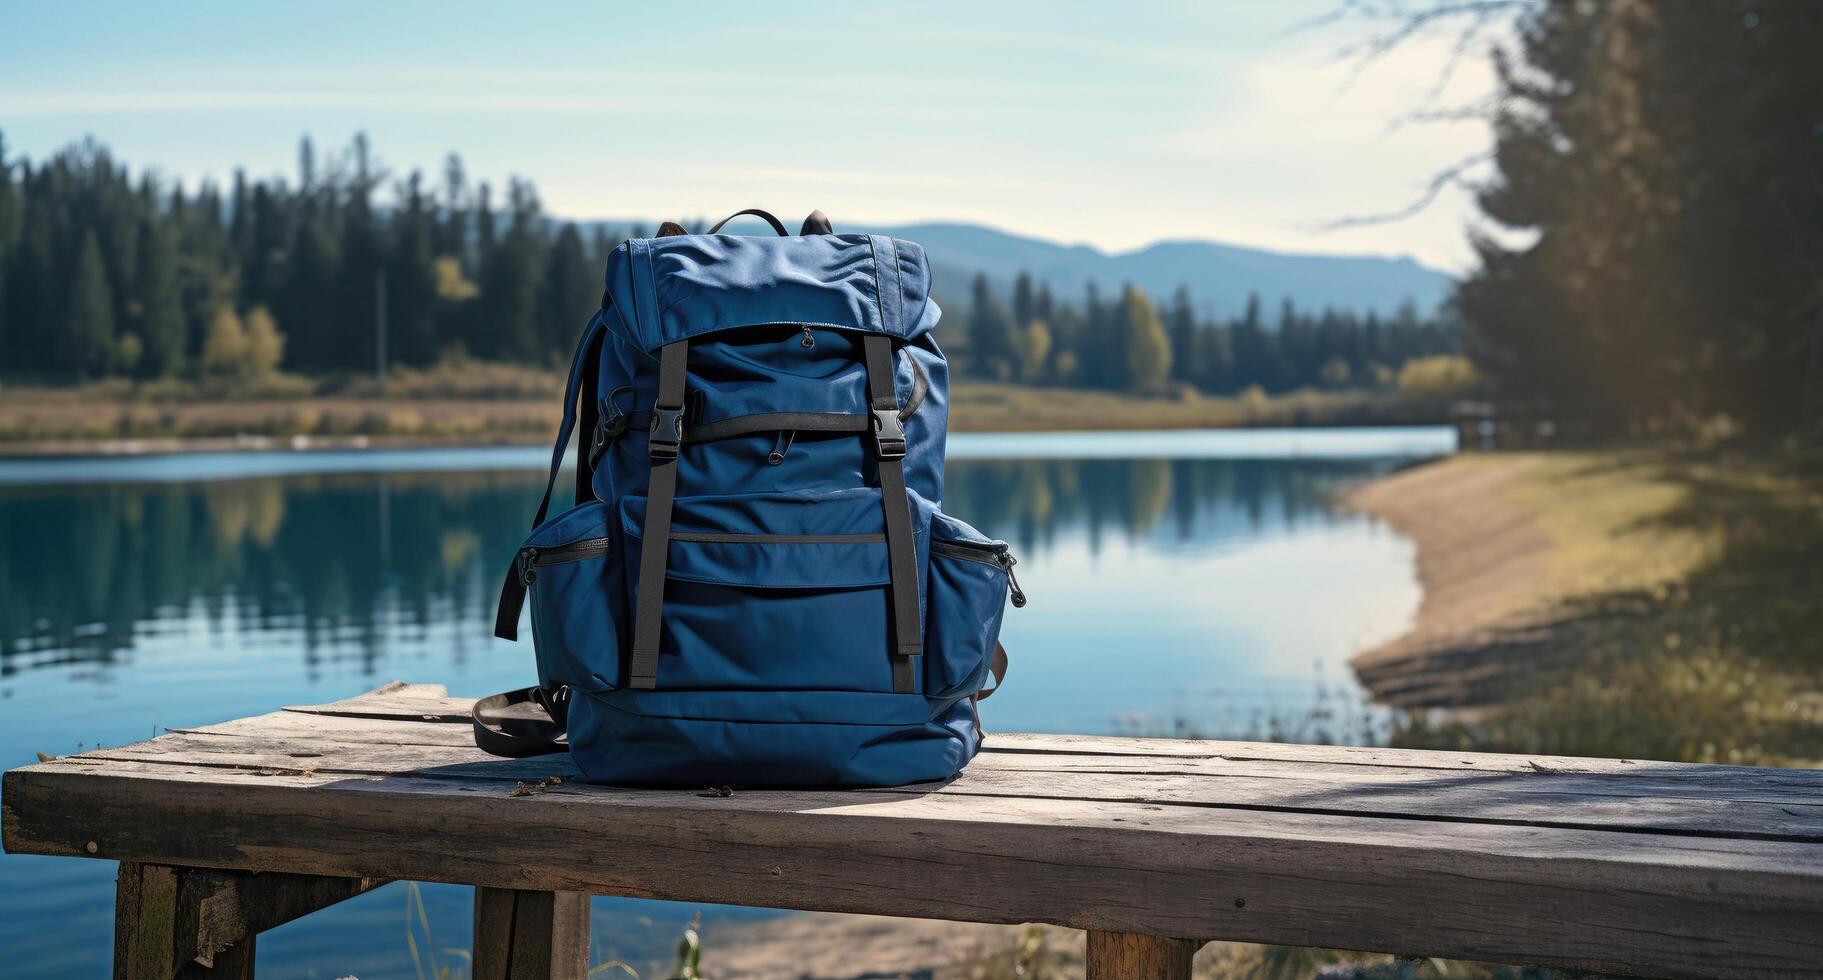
1291,1 -> 1535,227
1382,96 -> 1503,134
1313,150 -> 1495,230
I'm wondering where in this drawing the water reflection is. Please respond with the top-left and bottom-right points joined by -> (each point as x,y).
0,472 -> 532,680
3,458 -> 1406,690
947,456 -> 1392,559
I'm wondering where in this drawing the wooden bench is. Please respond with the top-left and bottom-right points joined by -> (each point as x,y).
4,682 -> 1820,979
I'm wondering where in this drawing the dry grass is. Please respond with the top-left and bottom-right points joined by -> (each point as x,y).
1377,445 -> 1823,766
0,375 -> 1447,449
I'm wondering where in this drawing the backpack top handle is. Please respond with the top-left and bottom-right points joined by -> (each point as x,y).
708,208 -> 789,236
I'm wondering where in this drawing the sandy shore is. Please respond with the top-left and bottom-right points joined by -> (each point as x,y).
1343,454 -> 1584,710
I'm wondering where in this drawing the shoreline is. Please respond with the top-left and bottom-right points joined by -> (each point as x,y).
0,382 -> 1453,458
1343,454 -> 1574,710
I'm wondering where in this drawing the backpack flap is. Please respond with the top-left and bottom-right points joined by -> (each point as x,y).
603,234 -> 935,355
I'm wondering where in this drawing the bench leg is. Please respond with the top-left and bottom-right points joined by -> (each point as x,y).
472,887 -> 590,980
113,862 -> 382,980
1085,930 -> 1200,980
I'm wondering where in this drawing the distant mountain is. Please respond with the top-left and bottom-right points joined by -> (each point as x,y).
872,221 -> 1455,321
583,218 -> 1456,322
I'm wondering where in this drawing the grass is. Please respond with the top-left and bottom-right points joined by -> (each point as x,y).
1391,444 -> 1823,766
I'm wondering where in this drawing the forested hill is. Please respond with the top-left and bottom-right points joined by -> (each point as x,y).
0,131 -> 1459,394
871,221 -> 1453,321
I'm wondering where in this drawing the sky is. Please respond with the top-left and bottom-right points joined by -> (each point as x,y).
0,1 -> 1500,272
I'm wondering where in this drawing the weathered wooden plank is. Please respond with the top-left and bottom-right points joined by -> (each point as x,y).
85,731 -> 550,778
284,681 -> 471,722
988,732 -> 1823,781
172,711 -> 478,747
982,748 -> 1823,796
1085,931 -> 1199,980
9,760 -> 1821,978
111,862 -> 379,979
472,888 -> 589,980
69,732 -> 1823,840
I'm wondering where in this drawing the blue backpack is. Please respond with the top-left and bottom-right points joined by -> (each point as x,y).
478,210 -> 1020,787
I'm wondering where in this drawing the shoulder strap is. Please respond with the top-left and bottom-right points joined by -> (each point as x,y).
493,312 -> 607,641
864,334 -> 922,693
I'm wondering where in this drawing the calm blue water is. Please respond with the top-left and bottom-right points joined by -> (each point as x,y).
0,427 -> 1452,978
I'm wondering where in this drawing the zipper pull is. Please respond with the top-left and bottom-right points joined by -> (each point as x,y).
998,551 -> 1027,608
520,547 -> 539,586
767,429 -> 796,465
800,326 -> 816,349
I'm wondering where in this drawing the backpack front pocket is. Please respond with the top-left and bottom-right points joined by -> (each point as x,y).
520,501 -> 627,693
924,513 -> 1020,700
621,489 -> 930,693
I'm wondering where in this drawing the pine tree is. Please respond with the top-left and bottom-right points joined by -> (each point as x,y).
966,273 -> 1018,380
437,153 -> 469,261
1079,284 -> 1112,388
1456,0 -> 1823,432
1231,293 -> 1269,392
477,178 -> 545,361
65,230 -> 116,377
0,132 -> 18,360
135,218 -> 185,377
539,222 -> 593,359
388,172 -> 440,365
1165,286 -> 1195,384
282,222 -> 339,370
1012,272 -> 1035,330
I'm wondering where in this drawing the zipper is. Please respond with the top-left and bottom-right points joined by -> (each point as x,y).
931,540 -> 1028,607
519,538 -> 611,585
800,326 -> 816,349
667,531 -> 883,545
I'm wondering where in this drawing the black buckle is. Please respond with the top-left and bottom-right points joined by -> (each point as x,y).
872,408 -> 907,459
649,405 -> 684,460
591,408 -> 630,463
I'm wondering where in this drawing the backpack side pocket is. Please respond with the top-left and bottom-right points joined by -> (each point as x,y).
522,501 -> 627,692
924,512 -> 1018,701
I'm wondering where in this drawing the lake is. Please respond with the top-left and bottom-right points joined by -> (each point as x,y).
0,426 -> 1453,978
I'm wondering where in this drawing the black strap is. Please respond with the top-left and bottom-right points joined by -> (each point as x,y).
494,315 -> 607,641
863,334 -> 921,693
574,340 -> 604,508
799,210 -> 833,235
708,208 -> 789,236
628,339 -> 690,689
472,686 -> 569,758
